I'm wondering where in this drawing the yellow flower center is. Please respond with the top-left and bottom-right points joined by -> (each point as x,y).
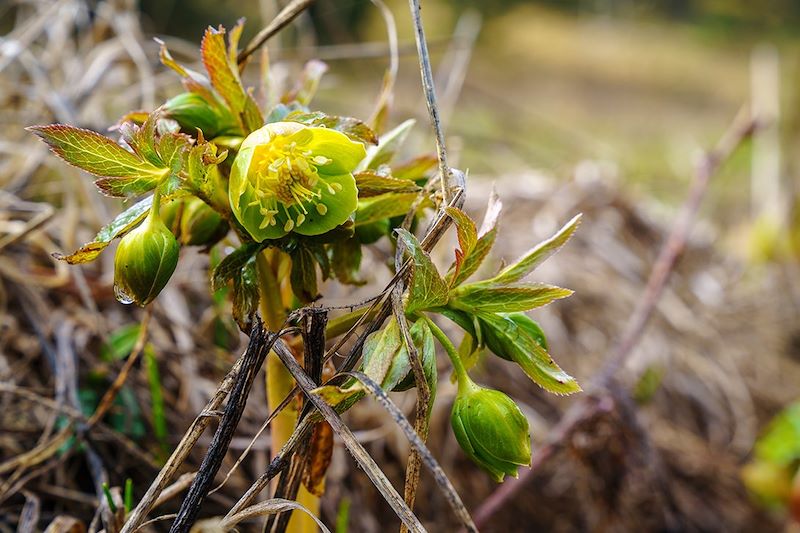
245,131 -> 341,231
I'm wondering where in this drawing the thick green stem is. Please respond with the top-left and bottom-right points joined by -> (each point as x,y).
423,315 -> 474,394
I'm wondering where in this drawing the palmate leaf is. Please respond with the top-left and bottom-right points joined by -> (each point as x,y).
450,283 -> 573,313
29,124 -> 170,197
395,229 -> 449,314
488,214 -> 582,285
200,23 -> 263,134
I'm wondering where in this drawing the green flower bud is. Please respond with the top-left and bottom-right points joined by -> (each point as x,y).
164,92 -> 239,138
114,211 -> 180,306
451,383 -> 531,482
160,198 -> 229,247
229,122 -> 366,241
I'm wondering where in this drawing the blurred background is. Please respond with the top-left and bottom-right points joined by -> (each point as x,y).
2,0 -> 800,531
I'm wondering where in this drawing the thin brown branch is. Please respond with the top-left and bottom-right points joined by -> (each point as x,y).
237,0 -> 315,67
408,0 -> 451,199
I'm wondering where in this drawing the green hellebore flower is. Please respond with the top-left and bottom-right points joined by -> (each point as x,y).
229,122 -> 366,241
113,210 -> 180,306
451,382 -> 531,482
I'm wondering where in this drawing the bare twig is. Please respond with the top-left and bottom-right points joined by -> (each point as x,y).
237,0 -> 315,66
169,322 -> 276,533
121,350 -> 247,532
270,338 -> 426,533
471,107 -> 759,530
408,0 -> 451,198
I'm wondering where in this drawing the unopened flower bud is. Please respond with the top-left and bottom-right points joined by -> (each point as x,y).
451,383 -> 531,482
164,92 -> 238,138
162,197 -> 228,247
114,211 -> 180,306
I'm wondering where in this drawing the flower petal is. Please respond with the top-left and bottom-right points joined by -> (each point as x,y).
305,128 -> 366,175
294,173 -> 358,236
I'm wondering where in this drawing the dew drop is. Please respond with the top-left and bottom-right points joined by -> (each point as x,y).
114,283 -> 135,305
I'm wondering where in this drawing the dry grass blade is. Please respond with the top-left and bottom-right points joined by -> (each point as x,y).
271,338 -> 426,533
237,0 -> 315,66
219,498 -> 331,532
121,353 -> 247,533
346,371 -> 478,532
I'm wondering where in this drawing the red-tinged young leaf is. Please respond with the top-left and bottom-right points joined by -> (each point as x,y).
395,229 -> 449,314
286,110 -> 378,146
392,154 -> 438,181
452,227 -> 497,287
360,119 -> 415,170
444,207 -> 478,287
355,192 -> 429,227
354,171 -> 421,197
28,124 -> 168,181
282,60 -> 329,107
489,214 -> 582,285
478,312 -> 580,395
450,283 -> 573,313
200,24 -> 263,133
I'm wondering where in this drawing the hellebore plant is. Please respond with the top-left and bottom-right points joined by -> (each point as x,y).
29,18 -> 583,532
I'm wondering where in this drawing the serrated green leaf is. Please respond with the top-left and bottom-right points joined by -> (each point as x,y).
285,110 -> 378,146
489,214 -> 582,285
392,154 -> 438,181
201,24 -> 263,134
393,320 -> 438,407
281,60 -> 329,107
395,229 -> 449,314
54,193 -> 181,264
290,246 -> 319,303
232,256 -> 259,331
355,192 -> 428,227
354,171 -> 421,197
478,312 -> 580,395
331,237 -> 364,285
361,317 -> 404,390
444,207 -> 478,287
28,124 -> 169,182
211,242 -> 263,291
451,283 -> 573,313
360,119 -> 415,170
